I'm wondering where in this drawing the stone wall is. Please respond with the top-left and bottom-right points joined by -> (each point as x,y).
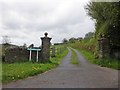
2,33 -> 52,63
3,47 -> 42,63
4,47 -> 29,63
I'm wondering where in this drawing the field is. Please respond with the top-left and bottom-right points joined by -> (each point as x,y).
2,45 -> 68,84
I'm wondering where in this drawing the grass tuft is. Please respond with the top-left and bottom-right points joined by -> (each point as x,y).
71,49 -> 78,65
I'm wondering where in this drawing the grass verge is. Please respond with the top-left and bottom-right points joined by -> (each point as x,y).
71,49 -> 78,65
69,42 -> 120,70
2,46 -> 68,84
77,48 -> 120,70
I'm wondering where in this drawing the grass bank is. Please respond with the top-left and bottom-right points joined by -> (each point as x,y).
70,43 -> 120,70
2,45 -> 68,84
78,48 -> 119,70
71,49 -> 78,65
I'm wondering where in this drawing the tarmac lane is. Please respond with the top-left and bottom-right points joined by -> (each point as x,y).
2,48 -> 119,88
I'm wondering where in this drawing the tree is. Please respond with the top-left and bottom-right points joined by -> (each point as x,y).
84,32 -> 94,39
62,38 -> 68,44
2,36 -> 11,44
85,1 -> 120,54
77,37 -> 83,41
69,37 -> 75,43
23,43 -> 27,48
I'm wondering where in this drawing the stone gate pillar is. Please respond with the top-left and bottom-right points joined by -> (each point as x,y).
41,32 -> 52,63
98,36 -> 110,58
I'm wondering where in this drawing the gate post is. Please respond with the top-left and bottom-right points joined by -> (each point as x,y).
41,32 -> 52,63
98,35 -> 110,58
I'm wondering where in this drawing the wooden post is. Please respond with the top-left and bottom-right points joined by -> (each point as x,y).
36,50 -> 39,62
51,46 -> 55,57
29,50 -> 32,61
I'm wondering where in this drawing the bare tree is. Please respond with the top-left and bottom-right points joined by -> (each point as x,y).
2,36 -> 11,44
23,43 -> 27,48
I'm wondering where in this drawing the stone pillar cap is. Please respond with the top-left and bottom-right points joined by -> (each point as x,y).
44,32 -> 48,37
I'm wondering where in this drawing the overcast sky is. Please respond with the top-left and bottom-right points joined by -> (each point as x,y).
0,0 -> 95,47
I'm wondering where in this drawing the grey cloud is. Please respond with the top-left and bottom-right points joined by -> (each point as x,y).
0,0 -> 94,46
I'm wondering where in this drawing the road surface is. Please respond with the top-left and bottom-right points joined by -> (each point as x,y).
3,48 -> 118,88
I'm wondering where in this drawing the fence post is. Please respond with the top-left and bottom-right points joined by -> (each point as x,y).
51,46 -> 55,57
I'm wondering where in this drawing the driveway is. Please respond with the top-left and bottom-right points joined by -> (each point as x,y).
3,48 -> 118,88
